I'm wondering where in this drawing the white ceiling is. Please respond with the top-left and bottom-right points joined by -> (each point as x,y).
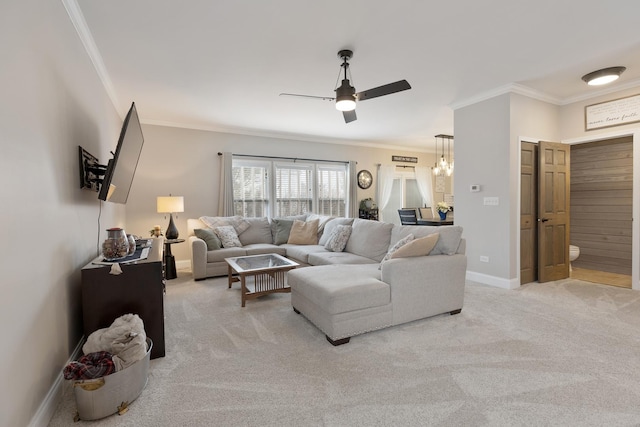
73,0 -> 640,150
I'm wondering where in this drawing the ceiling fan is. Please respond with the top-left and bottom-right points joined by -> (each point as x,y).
280,49 -> 411,123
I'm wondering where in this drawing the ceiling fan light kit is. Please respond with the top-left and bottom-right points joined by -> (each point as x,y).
581,66 -> 626,86
335,80 -> 356,111
280,48 -> 411,123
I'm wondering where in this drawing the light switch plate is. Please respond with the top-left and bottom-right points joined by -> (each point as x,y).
483,197 -> 499,206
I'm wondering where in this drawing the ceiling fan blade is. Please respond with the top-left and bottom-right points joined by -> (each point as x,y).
279,93 -> 335,101
343,110 -> 357,123
356,80 -> 411,101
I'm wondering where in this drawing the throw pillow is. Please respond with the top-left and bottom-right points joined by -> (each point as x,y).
200,215 -> 250,235
213,225 -> 242,248
391,233 -> 439,259
272,219 -> 294,245
318,217 -> 354,246
287,219 -> 319,245
324,225 -> 352,252
194,228 -> 222,250
380,234 -> 414,264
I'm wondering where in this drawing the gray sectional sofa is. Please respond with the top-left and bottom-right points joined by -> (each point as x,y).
187,215 -> 467,344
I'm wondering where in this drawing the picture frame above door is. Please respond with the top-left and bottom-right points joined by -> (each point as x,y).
585,93 -> 640,131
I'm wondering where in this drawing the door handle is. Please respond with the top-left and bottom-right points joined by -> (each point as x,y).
537,218 -> 550,222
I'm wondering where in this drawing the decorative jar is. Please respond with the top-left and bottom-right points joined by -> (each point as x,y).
126,234 -> 136,256
102,228 -> 129,261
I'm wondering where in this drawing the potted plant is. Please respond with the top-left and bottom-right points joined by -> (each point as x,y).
436,201 -> 451,220
359,198 -> 373,210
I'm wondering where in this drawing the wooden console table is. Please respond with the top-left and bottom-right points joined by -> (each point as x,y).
81,238 -> 165,359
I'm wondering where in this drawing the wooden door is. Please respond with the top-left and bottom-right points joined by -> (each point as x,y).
520,142 -> 538,284
538,141 -> 570,282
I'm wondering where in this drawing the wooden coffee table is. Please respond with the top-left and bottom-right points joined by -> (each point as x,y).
225,253 -> 299,307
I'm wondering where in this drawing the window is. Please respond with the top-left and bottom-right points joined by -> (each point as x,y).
317,165 -> 347,216
274,163 -> 312,217
232,157 -> 348,218
232,160 -> 269,217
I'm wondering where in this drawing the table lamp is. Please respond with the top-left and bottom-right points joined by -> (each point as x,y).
157,196 -> 184,239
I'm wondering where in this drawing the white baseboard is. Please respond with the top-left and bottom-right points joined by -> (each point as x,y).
29,336 -> 85,427
466,270 -> 520,289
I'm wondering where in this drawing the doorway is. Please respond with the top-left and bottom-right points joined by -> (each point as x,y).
520,137 -> 633,287
569,136 -> 633,288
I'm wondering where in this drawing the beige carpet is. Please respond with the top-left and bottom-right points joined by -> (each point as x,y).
48,271 -> 640,426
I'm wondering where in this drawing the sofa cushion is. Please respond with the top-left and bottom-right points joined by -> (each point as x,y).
288,219 -> 319,245
244,243 -> 286,257
324,225 -> 352,252
272,219 -> 294,245
306,213 -> 334,235
200,215 -> 250,235
288,264 -> 389,314
206,247 -> 246,262
194,228 -> 221,250
308,251 -> 378,266
392,233 -> 439,259
281,244 -> 326,263
430,226 -> 463,255
238,217 -> 273,245
318,217 -> 355,246
214,225 -> 242,248
345,219 -> 393,262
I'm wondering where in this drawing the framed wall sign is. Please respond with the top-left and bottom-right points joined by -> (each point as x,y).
585,93 -> 640,131
392,155 -> 418,163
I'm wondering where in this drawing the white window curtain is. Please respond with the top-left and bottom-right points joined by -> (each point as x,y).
414,166 -> 435,216
376,164 -> 396,210
218,152 -> 234,216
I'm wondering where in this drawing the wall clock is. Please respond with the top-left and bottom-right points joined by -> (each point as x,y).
357,169 -> 373,189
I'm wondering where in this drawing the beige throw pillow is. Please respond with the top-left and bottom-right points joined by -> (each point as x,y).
287,219 -> 319,245
391,233 -> 439,259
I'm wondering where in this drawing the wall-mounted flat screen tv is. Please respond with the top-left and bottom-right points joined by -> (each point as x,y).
98,102 -> 144,204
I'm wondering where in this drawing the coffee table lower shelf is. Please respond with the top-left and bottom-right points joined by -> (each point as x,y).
225,254 -> 298,307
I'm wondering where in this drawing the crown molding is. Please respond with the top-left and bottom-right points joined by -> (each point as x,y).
450,83 -> 563,110
61,0 -> 121,115
560,78 -> 640,105
142,118 -> 431,153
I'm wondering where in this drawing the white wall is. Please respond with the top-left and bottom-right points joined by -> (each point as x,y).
0,1 -> 124,425
125,124 -> 436,262
454,94 -> 512,285
454,93 -> 560,288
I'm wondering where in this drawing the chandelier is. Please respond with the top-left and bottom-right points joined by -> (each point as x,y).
433,134 -> 454,176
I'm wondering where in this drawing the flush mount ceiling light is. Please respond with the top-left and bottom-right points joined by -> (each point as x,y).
581,66 -> 626,86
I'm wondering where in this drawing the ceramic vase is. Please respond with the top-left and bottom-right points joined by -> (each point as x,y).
438,211 -> 447,220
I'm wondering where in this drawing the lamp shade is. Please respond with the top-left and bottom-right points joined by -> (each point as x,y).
157,196 -> 184,213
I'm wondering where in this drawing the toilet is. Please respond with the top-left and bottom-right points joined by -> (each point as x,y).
569,245 -> 580,270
